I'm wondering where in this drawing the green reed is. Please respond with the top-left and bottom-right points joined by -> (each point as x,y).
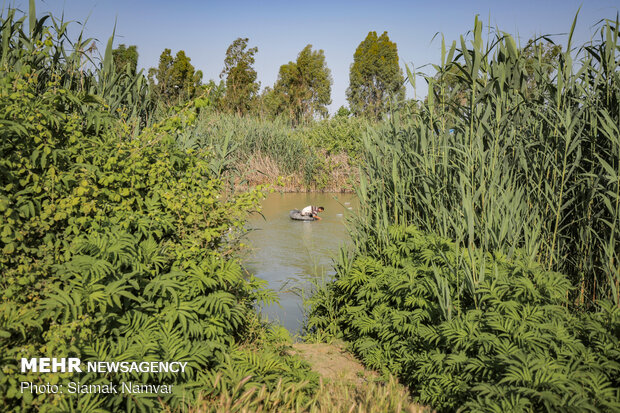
0,0 -> 155,132
350,14 -> 620,307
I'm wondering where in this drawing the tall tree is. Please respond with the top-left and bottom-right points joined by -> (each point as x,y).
112,44 -> 138,74
272,44 -> 332,125
148,49 -> 202,105
220,38 -> 259,115
347,31 -> 405,120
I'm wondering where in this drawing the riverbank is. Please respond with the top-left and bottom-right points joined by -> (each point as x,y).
232,151 -> 358,193
193,112 -> 365,193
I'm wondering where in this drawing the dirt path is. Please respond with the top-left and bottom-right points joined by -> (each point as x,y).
289,342 -> 430,413
289,342 -> 379,385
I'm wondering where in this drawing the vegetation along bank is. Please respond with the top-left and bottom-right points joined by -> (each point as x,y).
1,1 -> 619,412
307,14 -> 620,413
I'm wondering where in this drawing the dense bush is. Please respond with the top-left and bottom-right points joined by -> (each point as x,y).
307,225 -> 620,411
0,5 -> 317,412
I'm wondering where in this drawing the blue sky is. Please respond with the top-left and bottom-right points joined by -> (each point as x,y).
5,0 -> 619,113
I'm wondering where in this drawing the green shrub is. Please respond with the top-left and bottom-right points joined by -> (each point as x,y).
0,6 -> 316,411
307,15 -> 620,412
306,226 -> 620,412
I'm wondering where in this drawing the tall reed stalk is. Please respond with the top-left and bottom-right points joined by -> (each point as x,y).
350,15 -> 620,308
0,0 -> 155,133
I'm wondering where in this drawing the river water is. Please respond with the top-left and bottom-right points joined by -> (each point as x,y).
243,192 -> 356,334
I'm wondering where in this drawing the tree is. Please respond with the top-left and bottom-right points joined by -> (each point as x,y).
272,44 -> 332,125
335,105 -> 351,118
203,79 -> 226,108
347,31 -> 405,120
220,38 -> 259,115
148,49 -> 203,105
112,44 -> 138,74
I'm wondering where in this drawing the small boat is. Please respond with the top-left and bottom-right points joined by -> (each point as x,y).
289,209 -> 316,221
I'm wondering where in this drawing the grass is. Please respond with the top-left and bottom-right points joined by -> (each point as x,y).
4,2 -> 619,412
187,112 -> 360,192
189,372 -> 428,413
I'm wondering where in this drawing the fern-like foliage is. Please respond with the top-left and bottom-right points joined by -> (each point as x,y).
306,225 -> 620,412
0,5 -> 316,412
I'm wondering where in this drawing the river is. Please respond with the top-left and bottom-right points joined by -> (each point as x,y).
243,192 -> 356,334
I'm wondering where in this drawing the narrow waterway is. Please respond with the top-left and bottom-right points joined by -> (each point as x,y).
244,193 -> 356,334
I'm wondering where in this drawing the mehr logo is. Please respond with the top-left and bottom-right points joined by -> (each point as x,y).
21,358 -> 82,373
20,358 -> 189,373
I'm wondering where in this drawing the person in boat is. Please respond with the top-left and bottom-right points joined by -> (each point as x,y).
301,205 -> 324,220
